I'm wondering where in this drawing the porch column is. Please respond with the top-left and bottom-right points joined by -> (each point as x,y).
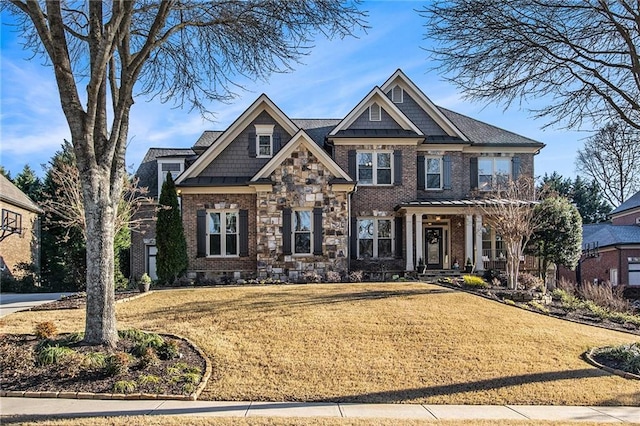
475,214 -> 484,272
465,214 -> 473,264
405,213 -> 414,271
415,213 -> 423,265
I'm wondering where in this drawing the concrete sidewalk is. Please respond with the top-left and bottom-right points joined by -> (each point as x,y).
1,398 -> 639,422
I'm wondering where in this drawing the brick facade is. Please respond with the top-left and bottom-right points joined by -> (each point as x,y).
0,201 -> 39,278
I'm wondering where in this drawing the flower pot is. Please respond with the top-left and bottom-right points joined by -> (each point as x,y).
138,281 -> 150,293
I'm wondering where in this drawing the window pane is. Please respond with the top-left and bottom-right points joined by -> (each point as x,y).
378,239 -> 392,257
478,158 -> 492,175
378,220 -> 391,238
294,211 -> 311,231
426,174 -> 441,189
426,158 -> 440,173
495,159 -> 510,175
226,213 -> 237,233
479,175 -> 492,191
358,152 -> 372,166
377,169 -> 391,184
295,233 -> 311,253
358,220 -> 374,239
359,239 -> 373,257
258,135 -> 271,156
209,213 -> 220,234
226,234 -> 237,255
209,235 -> 221,255
377,153 -> 391,168
359,168 -> 373,184
357,153 -> 373,184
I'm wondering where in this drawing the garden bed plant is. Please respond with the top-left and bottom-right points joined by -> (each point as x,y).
0,322 -> 207,397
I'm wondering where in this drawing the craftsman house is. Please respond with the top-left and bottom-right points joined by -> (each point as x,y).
131,70 -> 544,282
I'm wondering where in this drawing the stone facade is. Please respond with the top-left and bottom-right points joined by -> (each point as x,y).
255,145 -> 350,281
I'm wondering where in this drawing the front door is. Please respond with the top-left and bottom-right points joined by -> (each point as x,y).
425,228 -> 443,269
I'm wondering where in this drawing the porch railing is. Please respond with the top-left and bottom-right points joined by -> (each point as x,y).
481,249 -> 536,271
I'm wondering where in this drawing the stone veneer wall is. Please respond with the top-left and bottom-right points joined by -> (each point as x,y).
256,146 -> 350,281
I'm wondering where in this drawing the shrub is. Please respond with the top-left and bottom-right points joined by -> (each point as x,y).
555,289 -> 583,311
594,342 -> 640,375
36,345 -> 75,366
158,340 -> 180,360
138,374 -> 161,385
462,275 -> 488,288
59,332 -> 84,345
348,270 -> 363,283
82,352 -> 107,369
34,322 -> 58,340
326,271 -> 342,283
518,273 -> 543,291
113,380 -> 137,394
139,347 -> 160,368
528,301 -> 549,314
105,352 -> 133,376
557,277 -> 577,295
302,271 -> 322,283
579,281 -> 630,313
483,269 -> 504,286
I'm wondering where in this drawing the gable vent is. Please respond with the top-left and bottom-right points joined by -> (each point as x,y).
369,103 -> 381,121
391,85 -> 403,103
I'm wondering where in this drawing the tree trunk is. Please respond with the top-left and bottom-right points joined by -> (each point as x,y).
82,167 -> 121,347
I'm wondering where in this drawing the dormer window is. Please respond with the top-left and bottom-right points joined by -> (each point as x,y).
255,124 -> 275,158
391,85 -> 403,103
369,103 -> 381,121
157,159 -> 184,190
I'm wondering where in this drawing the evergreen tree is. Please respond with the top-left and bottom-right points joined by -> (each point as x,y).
13,164 -> 42,202
0,166 -> 12,181
528,196 -> 582,283
572,176 -> 611,224
155,172 -> 188,285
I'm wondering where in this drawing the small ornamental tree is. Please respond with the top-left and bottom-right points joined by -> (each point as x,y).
528,196 -> 582,285
155,173 -> 188,285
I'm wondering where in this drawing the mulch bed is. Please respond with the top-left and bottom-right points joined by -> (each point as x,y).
30,291 -> 142,311
0,332 -> 207,396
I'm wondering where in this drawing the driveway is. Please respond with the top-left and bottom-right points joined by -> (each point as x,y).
0,292 -> 73,318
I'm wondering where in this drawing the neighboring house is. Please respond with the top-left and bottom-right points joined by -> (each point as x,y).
132,70 -> 544,282
0,174 -> 42,279
562,190 -> 640,286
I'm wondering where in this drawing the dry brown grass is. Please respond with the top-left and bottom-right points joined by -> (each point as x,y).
3,417 -> 630,426
1,283 -> 639,406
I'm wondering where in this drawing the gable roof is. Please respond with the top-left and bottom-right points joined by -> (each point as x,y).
380,69 -> 468,141
252,130 -> 352,182
329,87 -> 423,136
193,131 -> 224,149
292,119 -> 341,146
0,174 -> 42,213
582,223 -> 640,248
438,108 -> 545,147
177,94 -> 299,184
610,190 -> 640,216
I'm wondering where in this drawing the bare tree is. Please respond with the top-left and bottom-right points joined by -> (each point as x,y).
474,178 -> 540,290
4,1 -> 366,346
576,122 -> 640,206
421,1 -> 640,131
40,160 -> 151,241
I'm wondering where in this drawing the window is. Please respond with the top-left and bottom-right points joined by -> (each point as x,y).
207,211 -> 238,256
391,85 -> 403,103
293,210 -> 312,254
425,157 -> 442,190
1,209 -> 22,234
478,157 -> 511,191
369,103 -> 381,121
255,124 -> 274,158
357,218 -> 393,258
357,152 -> 392,185
482,226 -> 505,260
157,160 -> 184,189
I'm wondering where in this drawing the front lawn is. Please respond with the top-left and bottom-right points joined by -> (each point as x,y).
1,283 -> 638,406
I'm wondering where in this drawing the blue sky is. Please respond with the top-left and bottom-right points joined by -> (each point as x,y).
1,1 -> 590,180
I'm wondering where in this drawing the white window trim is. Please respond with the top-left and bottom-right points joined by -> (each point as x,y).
356,151 -> 393,186
255,124 -> 275,158
391,85 -> 403,103
482,227 -> 506,261
357,217 -> 394,259
292,209 -> 313,255
425,156 -> 443,191
206,209 -> 240,258
478,157 -> 512,192
157,159 -> 184,192
369,103 -> 381,121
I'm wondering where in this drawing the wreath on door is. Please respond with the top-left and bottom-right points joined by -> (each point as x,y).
426,230 -> 441,244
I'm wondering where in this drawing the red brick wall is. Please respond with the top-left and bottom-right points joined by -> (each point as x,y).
130,203 -> 157,280
611,209 -> 640,226
559,247 -> 640,285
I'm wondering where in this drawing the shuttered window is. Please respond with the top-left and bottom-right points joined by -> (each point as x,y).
356,151 -> 392,185
356,218 -> 394,258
